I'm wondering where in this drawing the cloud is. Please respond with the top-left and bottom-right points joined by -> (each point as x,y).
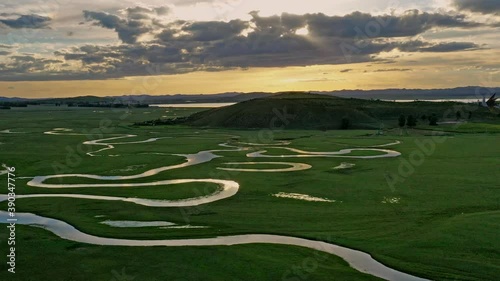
153,6 -> 170,16
417,42 -> 481,52
453,0 -> 500,15
372,68 -> 412,72
83,10 -> 151,44
305,10 -> 480,38
0,55 -> 63,78
396,41 -> 481,52
179,20 -> 248,41
0,51 -> 11,55
52,36 -> 481,78
82,6 -> 172,43
124,6 -> 170,20
0,9 -> 491,80
0,14 -> 51,29
125,6 -> 154,20
56,43 -> 194,76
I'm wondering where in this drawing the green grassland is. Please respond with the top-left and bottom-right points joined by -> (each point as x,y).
0,102 -> 499,281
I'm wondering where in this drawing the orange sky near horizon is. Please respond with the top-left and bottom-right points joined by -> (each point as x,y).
2,58 -> 498,98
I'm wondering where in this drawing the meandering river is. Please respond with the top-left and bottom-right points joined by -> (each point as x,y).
0,131 -> 429,280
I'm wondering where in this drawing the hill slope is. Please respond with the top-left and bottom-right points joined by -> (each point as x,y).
186,93 -> 381,129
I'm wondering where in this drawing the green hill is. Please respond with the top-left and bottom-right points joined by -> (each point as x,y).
186,93 -> 383,129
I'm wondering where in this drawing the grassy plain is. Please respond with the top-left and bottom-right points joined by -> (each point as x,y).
0,104 -> 499,281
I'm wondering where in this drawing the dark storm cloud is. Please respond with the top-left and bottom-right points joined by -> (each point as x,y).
0,14 -> 51,29
1,10 -> 490,80
83,10 -> 151,44
453,0 -> 500,15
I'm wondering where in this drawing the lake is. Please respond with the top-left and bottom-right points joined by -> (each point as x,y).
152,99 -> 482,108
387,99 -> 481,103
152,103 -> 236,108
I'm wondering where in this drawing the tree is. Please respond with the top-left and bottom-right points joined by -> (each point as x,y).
340,117 -> 351,130
456,111 -> 462,120
398,115 -> 406,128
407,115 -> 417,128
468,111 -> 472,120
486,94 -> 497,108
421,115 -> 427,121
429,114 -> 438,126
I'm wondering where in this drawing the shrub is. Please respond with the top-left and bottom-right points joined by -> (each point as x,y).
407,115 -> 417,128
340,117 -> 351,130
398,115 -> 406,127
429,114 -> 438,126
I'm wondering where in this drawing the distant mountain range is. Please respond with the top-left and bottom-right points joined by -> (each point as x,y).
315,87 -> 499,100
0,96 -> 29,102
1,87 -> 498,105
0,93 -> 268,104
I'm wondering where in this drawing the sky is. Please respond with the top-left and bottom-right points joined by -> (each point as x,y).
0,0 -> 499,98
